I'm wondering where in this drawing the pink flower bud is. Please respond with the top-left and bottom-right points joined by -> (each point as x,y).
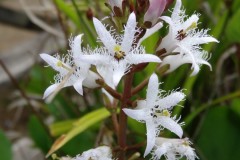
144,0 -> 167,25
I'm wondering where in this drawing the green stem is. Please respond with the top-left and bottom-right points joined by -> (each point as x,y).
184,90 -> 240,127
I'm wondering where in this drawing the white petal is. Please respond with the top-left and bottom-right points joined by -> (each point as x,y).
190,62 -> 200,76
161,54 -> 190,73
97,66 -> 115,88
126,53 -> 161,64
72,34 -> 83,59
121,12 -> 137,53
172,0 -> 182,19
78,54 -> 112,66
181,14 -> 199,31
156,26 -> 177,53
136,100 -> 147,109
138,22 -> 163,45
40,53 -> 62,72
160,16 -> 173,25
146,73 -> 159,104
93,17 -> 116,52
188,36 -> 219,45
144,119 -> 156,157
102,88 -> 114,104
123,108 -> 147,122
158,116 -> 183,138
43,83 -> 59,99
112,63 -> 126,86
157,92 -> 185,110
73,77 -> 85,95
83,71 -> 100,88
154,143 -> 170,159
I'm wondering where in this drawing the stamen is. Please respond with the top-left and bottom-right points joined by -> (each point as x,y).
162,110 -> 170,117
56,61 -> 72,72
185,22 -> 197,32
113,45 -> 126,61
176,22 -> 197,40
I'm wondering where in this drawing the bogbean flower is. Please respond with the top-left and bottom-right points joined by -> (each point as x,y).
72,146 -> 113,160
151,137 -> 198,160
40,35 -> 99,99
157,0 -> 218,75
123,73 -> 185,156
80,12 -> 161,88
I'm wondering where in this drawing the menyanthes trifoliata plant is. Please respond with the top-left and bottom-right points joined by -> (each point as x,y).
41,0 -> 218,159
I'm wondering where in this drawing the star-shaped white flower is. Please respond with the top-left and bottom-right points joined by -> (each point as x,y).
123,73 -> 185,156
152,137 -> 198,160
80,12 -> 161,87
157,0 -> 218,75
40,35 -> 99,99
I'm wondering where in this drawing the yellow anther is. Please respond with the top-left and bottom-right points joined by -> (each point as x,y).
56,61 -> 71,71
56,61 -> 63,67
114,45 -> 121,52
162,110 -> 170,117
182,140 -> 190,146
184,22 -> 197,33
113,45 -> 125,61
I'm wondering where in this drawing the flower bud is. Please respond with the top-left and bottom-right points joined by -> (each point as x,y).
108,0 -> 123,16
144,0 -> 167,26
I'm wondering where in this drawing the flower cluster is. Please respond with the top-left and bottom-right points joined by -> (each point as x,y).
40,0 -> 218,159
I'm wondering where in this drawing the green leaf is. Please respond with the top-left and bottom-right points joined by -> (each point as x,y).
46,107 -> 111,157
50,119 -> 76,137
0,130 -> 12,160
28,116 -> 53,153
54,0 -> 81,27
196,106 -> 240,160
232,0 -> 240,12
230,98 -> 240,119
225,9 -> 240,43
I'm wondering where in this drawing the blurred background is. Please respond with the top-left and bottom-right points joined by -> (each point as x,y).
0,0 -> 240,160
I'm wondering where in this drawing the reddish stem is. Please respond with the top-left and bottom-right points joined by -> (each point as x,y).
118,72 -> 134,160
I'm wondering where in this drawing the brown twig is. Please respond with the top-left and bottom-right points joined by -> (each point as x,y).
96,79 -> 122,100
131,76 -> 150,96
0,59 -> 52,138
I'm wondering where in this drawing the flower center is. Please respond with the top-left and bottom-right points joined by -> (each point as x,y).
113,45 -> 126,61
56,61 -> 72,72
150,109 -> 171,118
161,110 -> 170,117
176,22 -> 197,40
182,139 -> 190,146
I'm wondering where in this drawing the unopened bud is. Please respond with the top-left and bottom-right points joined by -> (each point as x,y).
86,8 -> 93,20
108,0 -> 123,16
144,0 -> 167,26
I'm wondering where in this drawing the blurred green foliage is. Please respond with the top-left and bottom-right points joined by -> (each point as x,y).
0,130 -> 12,160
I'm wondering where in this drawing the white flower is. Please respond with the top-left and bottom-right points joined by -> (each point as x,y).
123,73 -> 185,156
40,35 -> 99,99
152,137 -> 198,160
80,12 -> 161,87
72,146 -> 113,160
157,0 -> 218,75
